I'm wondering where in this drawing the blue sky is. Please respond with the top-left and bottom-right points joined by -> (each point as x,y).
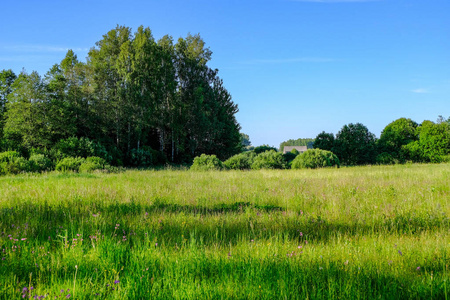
1,0 -> 449,148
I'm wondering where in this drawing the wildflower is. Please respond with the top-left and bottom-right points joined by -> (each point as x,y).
416,266 -> 420,270
298,245 -> 302,249
21,238 -> 27,241
398,250 -> 403,256
155,243 -> 158,247
299,232 -> 303,237
66,294 -> 71,299
114,280 -> 120,284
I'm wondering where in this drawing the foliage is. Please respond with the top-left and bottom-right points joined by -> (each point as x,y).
240,133 -> 251,147
127,147 -> 167,168
54,137 -> 111,162
375,152 -> 398,165
28,154 -> 53,172
377,118 -> 418,162
0,151 -> 31,175
313,132 -> 335,151
254,145 -> 278,154
402,120 -> 450,163
223,151 -> 256,170
333,123 -> 377,166
251,150 -> 286,169
279,138 -> 314,153
190,154 -> 223,171
79,156 -> 108,173
282,148 -> 300,166
0,26 -> 241,165
291,149 -> 339,169
55,156 -> 86,172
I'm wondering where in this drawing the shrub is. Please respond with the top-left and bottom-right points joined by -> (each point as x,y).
291,149 -> 340,169
0,151 -> 21,163
28,154 -> 53,172
190,154 -> 223,171
223,152 -> 257,170
54,137 -> 111,162
127,147 -> 166,168
251,150 -> 286,170
376,152 -> 398,165
55,157 -> 86,172
254,145 -> 277,154
79,156 -> 108,173
282,149 -> 300,166
0,151 -> 31,175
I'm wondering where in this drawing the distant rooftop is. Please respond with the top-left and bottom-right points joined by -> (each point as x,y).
283,146 -> 307,154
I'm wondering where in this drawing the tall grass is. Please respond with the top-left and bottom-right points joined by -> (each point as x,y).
0,163 -> 449,299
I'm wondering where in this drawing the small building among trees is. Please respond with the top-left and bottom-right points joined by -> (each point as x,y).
283,146 -> 307,154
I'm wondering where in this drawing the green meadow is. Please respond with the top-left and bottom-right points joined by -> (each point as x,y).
0,163 -> 449,299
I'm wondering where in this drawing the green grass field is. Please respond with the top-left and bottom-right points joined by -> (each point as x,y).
0,163 -> 449,299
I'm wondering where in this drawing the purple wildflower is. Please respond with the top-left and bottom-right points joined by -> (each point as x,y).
114,280 -> 120,284
398,250 -> 403,256
416,266 -> 420,270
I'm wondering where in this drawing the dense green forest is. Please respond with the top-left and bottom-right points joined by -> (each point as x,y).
0,25 -> 241,167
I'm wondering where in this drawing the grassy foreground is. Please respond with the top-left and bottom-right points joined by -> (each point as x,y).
0,164 -> 449,299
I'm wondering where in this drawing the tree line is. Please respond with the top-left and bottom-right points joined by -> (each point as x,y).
313,117 -> 450,166
0,25 -> 242,167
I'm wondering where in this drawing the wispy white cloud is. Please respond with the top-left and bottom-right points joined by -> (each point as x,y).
290,0 -> 381,3
411,88 -> 429,94
0,45 -> 89,53
241,57 -> 335,64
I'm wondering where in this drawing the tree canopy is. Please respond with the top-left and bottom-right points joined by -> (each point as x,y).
0,25 -> 242,165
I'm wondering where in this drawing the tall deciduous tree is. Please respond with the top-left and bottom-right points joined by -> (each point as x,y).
333,123 -> 377,165
313,132 -> 334,152
4,71 -> 51,150
403,120 -> 450,163
377,118 -> 418,162
0,69 -> 17,149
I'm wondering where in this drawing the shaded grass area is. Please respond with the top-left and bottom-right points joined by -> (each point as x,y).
0,164 -> 449,299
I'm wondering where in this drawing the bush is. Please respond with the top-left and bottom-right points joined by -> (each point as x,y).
55,157 -> 86,172
127,147 -> 166,168
190,154 -> 223,171
251,150 -> 286,170
0,151 -> 31,175
223,152 -> 257,170
283,149 -> 300,166
54,137 -> 111,162
79,156 -> 108,173
0,151 -> 21,163
254,145 -> 277,154
28,154 -> 53,172
291,149 -> 340,169
376,152 -> 398,165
